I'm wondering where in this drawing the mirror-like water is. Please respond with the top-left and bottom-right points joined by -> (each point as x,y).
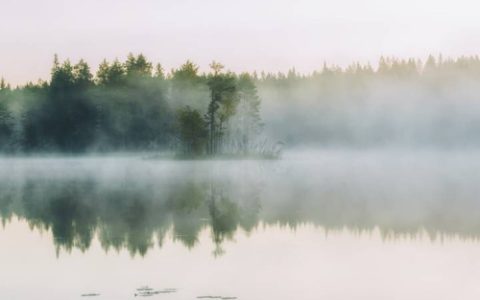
2,150 -> 480,299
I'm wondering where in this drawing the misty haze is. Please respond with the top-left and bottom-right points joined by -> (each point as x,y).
3,1 -> 480,299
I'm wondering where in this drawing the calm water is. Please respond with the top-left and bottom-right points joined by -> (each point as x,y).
2,150 -> 480,299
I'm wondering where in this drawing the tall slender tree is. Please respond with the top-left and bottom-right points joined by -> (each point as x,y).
206,62 -> 237,154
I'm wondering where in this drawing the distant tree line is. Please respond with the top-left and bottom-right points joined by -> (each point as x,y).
0,54 -> 262,154
255,55 -> 480,147
4,54 -> 480,152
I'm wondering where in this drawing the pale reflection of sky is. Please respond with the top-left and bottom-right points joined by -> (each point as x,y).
2,0 -> 480,84
1,219 -> 480,300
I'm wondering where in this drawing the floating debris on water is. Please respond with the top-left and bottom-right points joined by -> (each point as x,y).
158,288 -> 177,293
197,296 -> 237,299
135,287 -> 177,297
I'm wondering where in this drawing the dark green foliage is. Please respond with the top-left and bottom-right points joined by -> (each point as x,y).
0,88 -> 14,151
0,54 -> 266,154
125,53 -> 153,79
96,59 -> 126,86
170,60 -> 209,112
92,57 -> 171,151
23,57 -> 98,152
172,60 -> 200,82
176,106 -> 208,156
3,54 -> 175,153
206,62 -> 238,154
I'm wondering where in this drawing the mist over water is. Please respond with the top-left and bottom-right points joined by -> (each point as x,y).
2,151 -> 480,299
2,150 -> 480,254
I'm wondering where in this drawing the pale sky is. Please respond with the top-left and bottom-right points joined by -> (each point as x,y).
2,0 -> 480,84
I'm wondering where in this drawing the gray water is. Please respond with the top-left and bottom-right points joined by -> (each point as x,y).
2,150 -> 480,299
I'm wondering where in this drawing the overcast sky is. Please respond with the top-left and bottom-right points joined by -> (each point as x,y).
2,0 -> 480,84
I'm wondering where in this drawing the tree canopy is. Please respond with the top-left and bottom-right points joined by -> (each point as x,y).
0,54 -> 264,155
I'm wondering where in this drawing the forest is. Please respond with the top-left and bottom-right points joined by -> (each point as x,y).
0,54 -> 263,156
2,54 -> 480,153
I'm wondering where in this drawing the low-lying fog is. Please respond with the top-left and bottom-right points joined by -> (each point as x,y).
1,149 -> 480,255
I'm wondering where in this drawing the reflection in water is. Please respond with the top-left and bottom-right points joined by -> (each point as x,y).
0,159 -> 263,256
1,152 -> 480,256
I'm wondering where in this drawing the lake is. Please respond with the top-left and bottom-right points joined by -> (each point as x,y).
1,150 -> 480,300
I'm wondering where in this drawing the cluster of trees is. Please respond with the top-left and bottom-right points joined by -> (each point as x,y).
5,53 -> 480,151
0,54 -> 262,154
175,61 -> 262,156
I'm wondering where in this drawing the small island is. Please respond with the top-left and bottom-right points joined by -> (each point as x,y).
173,61 -> 280,159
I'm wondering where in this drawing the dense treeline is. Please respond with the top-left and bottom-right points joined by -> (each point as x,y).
0,54 -> 262,154
3,54 -> 480,152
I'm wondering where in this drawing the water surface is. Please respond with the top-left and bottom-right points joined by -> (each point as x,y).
1,150 -> 480,299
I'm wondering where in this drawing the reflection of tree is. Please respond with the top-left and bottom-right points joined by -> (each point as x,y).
5,161 -> 480,256
95,186 -> 170,256
0,172 -> 262,256
21,180 -> 97,253
169,179 -> 207,249
0,184 -> 16,226
209,186 -> 240,256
